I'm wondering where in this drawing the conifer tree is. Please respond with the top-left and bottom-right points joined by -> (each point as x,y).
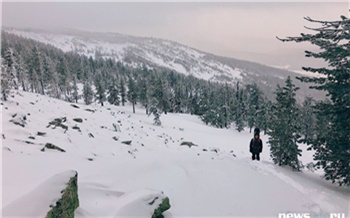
119,78 -> 127,106
107,77 -> 120,106
1,48 -> 16,101
138,78 -> 149,114
246,83 -> 262,132
72,75 -> 80,103
148,97 -> 161,125
234,82 -> 245,132
83,81 -> 94,105
127,75 -> 138,113
279,14 -> 350,185
268,76 -> 302,170
299,97 -> 316,142
15,55 -> 28,92
94,72 -> 106,106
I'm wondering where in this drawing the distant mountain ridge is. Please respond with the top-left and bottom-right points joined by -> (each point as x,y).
4,27 -> 324,101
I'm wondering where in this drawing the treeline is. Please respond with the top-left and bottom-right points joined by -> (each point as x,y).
0,31 -> 319,169
1,31 -> 275,131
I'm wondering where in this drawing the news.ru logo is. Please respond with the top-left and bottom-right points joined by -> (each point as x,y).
330,213 -> 346,218
278,213 -> 311,218
278,213 -> 346,218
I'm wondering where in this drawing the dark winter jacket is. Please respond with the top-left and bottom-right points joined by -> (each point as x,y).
250,138 -> 263,154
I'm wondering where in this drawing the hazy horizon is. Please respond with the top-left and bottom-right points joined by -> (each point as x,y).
2,2 -> 348,71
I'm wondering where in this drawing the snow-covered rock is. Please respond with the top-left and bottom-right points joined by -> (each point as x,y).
2,170 -> 78,218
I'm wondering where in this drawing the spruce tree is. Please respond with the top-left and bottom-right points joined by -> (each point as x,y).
300,97 -> 316,142
156,77 -> 170,114
94,72 -> 106,106
72,75 -> 80,103
246,83 -> 262,132
107,77 -> 120,106
1,48 -> 15,101
234,82 -> 245,132
138,78 -> 149,114
83,81 -> 94,105
148,97 -> 161,126
57,56 -> 71,100
279,15 -> 350,185
256,98 -> 271,135
127,75 -> 138,113
268,76 -> 302,170
201,90 -> 219,127
15,55 -> 28,92
119,78 -> 127,106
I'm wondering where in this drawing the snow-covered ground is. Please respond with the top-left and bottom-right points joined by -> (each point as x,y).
1,90 -> 349,217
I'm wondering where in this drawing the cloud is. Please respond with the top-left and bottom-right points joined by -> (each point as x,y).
2,2 -> 347,69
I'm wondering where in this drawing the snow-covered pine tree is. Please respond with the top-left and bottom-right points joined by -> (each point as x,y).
14,55 -> 28,92
127,75 -> 138,113
255,98 -> 271,135
57,56 -> 71,100
197,84 -> 209,115
246,83 -> 262,133
148,97 -> 161,126
94,72 -> 106,106
268,76 -> 302,171
83,81 -> 94,105
155,77 -> 170,115
119,78 -> 127,106
234,82 -> 245,132
299,97 -> 316,142
72,75 -> 80,103
107,77 -> 120,106
138,77 -> 149,114
1,47 -> 16,101
213,84 -> 231,128
1,67 -> 11,101
31,46 -> 45,95
201,90 -> 218,126
279,14 -> 350,186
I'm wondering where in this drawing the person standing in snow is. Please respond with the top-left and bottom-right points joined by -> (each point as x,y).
250,128 -> 263,161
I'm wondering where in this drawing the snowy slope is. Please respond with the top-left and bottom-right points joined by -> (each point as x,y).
1,90 -> 349,217
4,27 -> 327,101
5,28 -> 243,84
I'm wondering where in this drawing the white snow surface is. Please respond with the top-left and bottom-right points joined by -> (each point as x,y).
2,170 -> 76,217
1,90 -> 349,217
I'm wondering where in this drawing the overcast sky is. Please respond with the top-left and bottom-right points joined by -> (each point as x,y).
2,2 -> 348,71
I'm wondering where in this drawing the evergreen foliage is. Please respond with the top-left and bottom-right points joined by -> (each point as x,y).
268,76 -> 302,171
279,14 -> 350,185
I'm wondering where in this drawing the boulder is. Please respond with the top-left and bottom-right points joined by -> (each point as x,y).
180,141 -> 197,148
70,104 -> 80,109
41,143 -> 66,152
46,171 -> 79,218
72,126 -> 81,132
152,197 -> 171,218
47,118 -> 68,133
122,140 -> 132,145
2,171 -> 79,218
113,123 -> 121,132
10,115 -> 27,127
113,189 -> 170,218
73,118 -> 83,123
37,131 -> 47,136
